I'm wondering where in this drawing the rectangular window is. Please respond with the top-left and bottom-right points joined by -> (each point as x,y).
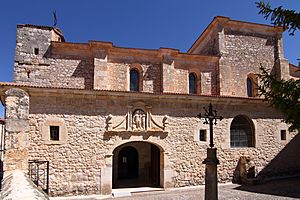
34,48 -> 39,55
280,130 -> 287,140
199,129 -> 207,142
50,126 -> 59,141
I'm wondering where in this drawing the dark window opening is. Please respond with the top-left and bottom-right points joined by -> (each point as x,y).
281,130 -> 287,140
199,130 -> 207,141
247,78 -> 253,97
130,69 -> 140,92
50,126 -> 59,141
230,115 -> 255,147
34,48 -> 39,55
189,73 -> 197,94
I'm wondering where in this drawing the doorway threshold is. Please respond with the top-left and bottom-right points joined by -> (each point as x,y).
112,187 -> 163,197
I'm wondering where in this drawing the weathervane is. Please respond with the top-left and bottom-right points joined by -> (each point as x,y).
197,103 -> 223,148
52,11 -> 57,27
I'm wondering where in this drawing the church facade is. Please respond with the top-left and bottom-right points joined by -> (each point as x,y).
0,16 -> 300,197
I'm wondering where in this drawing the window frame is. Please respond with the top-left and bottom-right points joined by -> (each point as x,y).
41,118 -> 68,145
246,78 -> 253,97
130,68 -> 140,92
230,115 -> 255,148
280,130 -> 287,140
50,126 -> 60,141
246,74 -> 258,97
199,129 -> 207,142
188,72 -> 197,94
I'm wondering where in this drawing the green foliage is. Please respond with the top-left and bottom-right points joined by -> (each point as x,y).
258,65 -> 300,131
256,1 -> 300,35
256,2 -> 300,131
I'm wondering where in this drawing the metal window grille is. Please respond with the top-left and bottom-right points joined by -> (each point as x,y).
28,160 -> 49,194
230,115 -> 254,147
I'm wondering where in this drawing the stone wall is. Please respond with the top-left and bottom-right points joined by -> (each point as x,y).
13,25 -> 218,95
188,17 -> 291,97
25,91 -> 297,196
219,29 -> 276,96
0,119 -> 4,154
0,119 -> 4,182
14,26 -> 93,90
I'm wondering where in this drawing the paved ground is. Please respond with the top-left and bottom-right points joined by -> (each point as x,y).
51,176 -> 300,200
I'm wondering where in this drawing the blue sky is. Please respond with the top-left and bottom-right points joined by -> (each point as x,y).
0,0 -> 299,117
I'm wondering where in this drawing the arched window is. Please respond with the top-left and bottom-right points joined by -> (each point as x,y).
189,73 -> 197,94
247,74 -> 258,97
230,115 -> 255,148
130,69 -> 140,92
247,78 -> 253,97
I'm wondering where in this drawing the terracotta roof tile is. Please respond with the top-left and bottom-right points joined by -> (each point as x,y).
0,82 -> 262,101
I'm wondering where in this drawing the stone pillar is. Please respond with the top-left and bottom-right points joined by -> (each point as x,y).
275,58 -> 290,80
100,154 -> 113,195
162,151 -> 175,189
160,48 -> 179,93
203,148 -> 219,200
161,56 -> 175,93
3,88 -> 29,174
93,54 -> 108,90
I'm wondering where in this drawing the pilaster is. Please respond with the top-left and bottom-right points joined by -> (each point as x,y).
4,88 -> 30,174
93,52 -> 108,90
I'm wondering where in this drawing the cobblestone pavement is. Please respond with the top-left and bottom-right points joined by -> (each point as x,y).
51,177 -> 300,200
106,177 -> 300,200
108,185 -> 299,200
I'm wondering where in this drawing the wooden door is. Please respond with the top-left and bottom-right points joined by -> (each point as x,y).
150,144 -> 160,186
118,146 -> 139,179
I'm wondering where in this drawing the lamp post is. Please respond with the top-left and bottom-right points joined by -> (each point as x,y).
197,103 -> 223,200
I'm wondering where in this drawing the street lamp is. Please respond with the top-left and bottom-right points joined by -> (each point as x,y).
198,103 -> 223,200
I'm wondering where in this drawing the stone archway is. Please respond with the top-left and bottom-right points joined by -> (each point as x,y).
112,142 -> 161,189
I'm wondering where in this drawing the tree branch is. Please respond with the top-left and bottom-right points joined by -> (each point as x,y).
256,1 -> 300,35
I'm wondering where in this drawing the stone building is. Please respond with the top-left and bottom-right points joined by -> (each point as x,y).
0,16 -> 300,197
0,118 -> 4,183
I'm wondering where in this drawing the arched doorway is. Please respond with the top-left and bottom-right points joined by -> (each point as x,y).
113,142 -> 161,188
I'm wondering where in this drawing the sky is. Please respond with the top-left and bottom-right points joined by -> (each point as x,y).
0,0 -> 299,117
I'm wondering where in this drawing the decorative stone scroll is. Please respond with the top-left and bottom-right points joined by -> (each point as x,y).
105,108 -> 168,133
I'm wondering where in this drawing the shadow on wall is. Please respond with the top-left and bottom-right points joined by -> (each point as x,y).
71,60 -> 94,90
234,132 -> 300,198
44,46 -> 95,90
257,132 -> 300,179
144,65 -> 161,93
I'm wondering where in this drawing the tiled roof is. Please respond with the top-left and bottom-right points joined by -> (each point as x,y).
0,82 -> 262,101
